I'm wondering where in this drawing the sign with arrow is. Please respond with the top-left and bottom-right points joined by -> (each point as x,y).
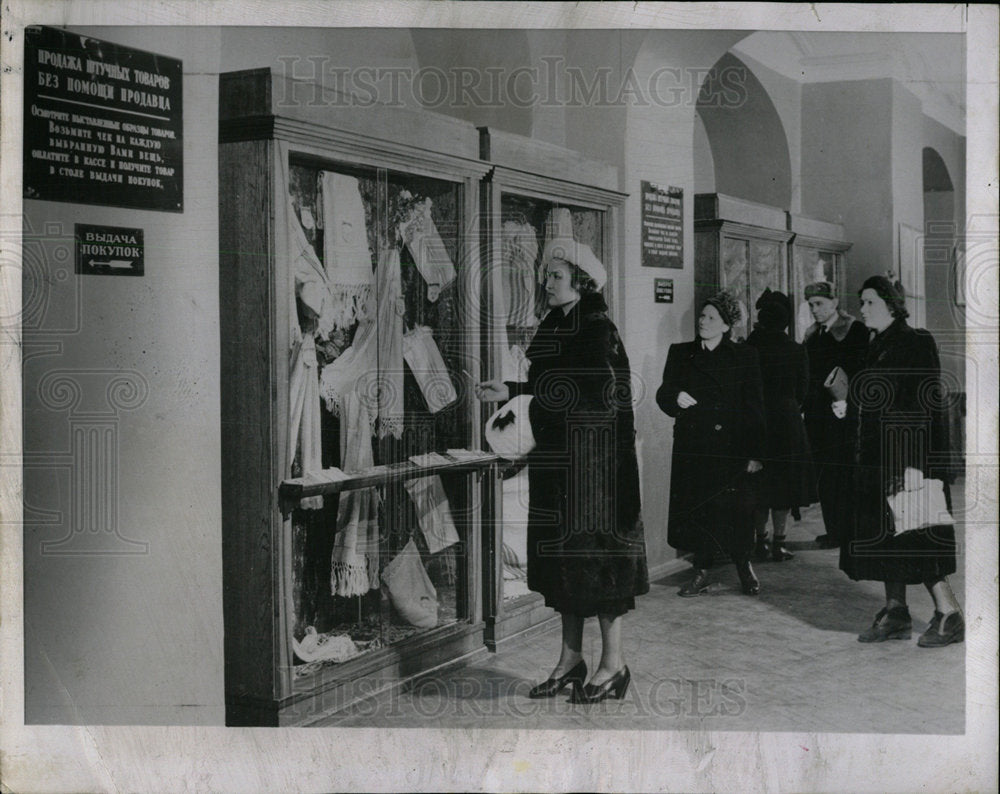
75,223 -> 144,276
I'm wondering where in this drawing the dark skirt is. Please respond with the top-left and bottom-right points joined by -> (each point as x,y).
670,470 -> 759,561
840,466 -> 957,583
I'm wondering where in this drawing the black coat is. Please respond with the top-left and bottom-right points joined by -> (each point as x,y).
656,338 -> 766,557
746,326 -> 817,509
802,311 -> 869,464
841,319 -> 955,583
507,292 -> 648,616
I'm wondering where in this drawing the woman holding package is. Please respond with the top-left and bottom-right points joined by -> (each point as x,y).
840,275 -> 963,647
746,289 -> 817,562
475,237 -> 648,704
656,290 -> 767,597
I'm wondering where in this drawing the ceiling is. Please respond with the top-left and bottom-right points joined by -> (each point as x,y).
732,31 -> 966,135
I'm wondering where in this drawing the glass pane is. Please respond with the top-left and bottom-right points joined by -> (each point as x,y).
721,236 -> 748,340
494,191 -> 606,604
286,159 -> 469,673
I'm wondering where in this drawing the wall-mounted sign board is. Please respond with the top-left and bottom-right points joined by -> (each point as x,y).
641,180 -> 682,269
23,26 -> 183,212
76,224 -> 144,276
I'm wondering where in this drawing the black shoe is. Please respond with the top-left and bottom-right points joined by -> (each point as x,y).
753,537 -> 771,562
679,568 -> 710,597
735,559 -> 760,595
858,606 -> 912,642
528,659 -> 587,699
570,666 -> 631,704
917,611 -> 965,647
771,540 -> 794,562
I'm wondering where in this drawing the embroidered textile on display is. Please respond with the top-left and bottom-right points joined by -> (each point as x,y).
400,198 -> 456,301
402,325 -> 457,414
318,171 -> 375,330
403,475 -> 460,554
318,246 -> 405,440
330,391 -> 381,597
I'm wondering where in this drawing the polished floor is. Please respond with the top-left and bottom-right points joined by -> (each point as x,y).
317,496 -> 966,733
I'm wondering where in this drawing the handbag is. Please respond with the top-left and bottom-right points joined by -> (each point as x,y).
380,539 -> 438,628
886,468 -> 955,533
484,394 -> 536,461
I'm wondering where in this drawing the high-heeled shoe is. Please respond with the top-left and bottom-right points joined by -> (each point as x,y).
735,558 -> 760,595
570,665 -> 631,704
528,659 -> 587,699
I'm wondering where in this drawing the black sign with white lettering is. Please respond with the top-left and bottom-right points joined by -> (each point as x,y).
641,181 -> 682,269
76,224 -> 144,276
23,26 -> 183,211
654,278 -> 674,303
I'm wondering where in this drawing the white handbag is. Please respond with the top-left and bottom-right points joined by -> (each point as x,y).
886,468 -> 955,533
484,394 -> 536,461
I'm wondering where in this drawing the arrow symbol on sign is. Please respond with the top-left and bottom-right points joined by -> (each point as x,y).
88,259 -> 135,269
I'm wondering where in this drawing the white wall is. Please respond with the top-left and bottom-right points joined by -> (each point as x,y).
23,26 -> 223,725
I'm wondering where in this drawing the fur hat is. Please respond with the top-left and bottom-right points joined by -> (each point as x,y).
804,280 -> 836,300
704,289 -> 741,328
755,288 -> 792,330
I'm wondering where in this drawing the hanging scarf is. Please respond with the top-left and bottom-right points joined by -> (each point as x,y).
318,246 -> 405,439
330,390 -> 381,597
285,194 -> 328,510
318,171 -> 375,330
403,475 -> 460,554
400,198 -> 456,301
402,325 -> 457,414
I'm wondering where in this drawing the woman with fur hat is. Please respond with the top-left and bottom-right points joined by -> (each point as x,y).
746,289 -> 818,561
841,275 -> 963,647
656,289 -> 767,597
475,237 -> 648,703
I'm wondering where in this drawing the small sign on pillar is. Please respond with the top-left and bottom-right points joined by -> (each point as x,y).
654,278 -> 674,303
76,223 -> 144,276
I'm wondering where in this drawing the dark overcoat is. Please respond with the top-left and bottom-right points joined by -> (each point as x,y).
746,326 -> 818,509
841,319 -> 955,583
656,338 -> 766,558
802,311 -> 869,464
507,292 -> 649,616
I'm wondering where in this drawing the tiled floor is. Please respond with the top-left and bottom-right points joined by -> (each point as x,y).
319,495 -> 966,733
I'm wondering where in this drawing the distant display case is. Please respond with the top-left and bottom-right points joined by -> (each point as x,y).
219,67 -> 496,726
478,127 -> 627,650
694,193 -> 793,341
787,213 -> 851,341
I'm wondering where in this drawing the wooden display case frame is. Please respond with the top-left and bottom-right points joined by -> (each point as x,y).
219,68 -> 494,726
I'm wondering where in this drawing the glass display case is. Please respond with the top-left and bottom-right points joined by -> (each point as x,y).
478,128 -> 627,650
787,213 -> 851,341
219,68 -> 495,725
694,193 -> 793,341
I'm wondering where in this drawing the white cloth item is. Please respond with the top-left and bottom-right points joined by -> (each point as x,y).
318,247 -> 405,439
330,391 -> 381,597
381,538 -> 438,628
887,468 -> 955,533
540,208 -> 575,284
292,627 -> 358,663
402,325 -> 457,413
283,189 -> 329,510
484,395 -> 536,461
501,344 -> 530,384
501,220 -> 538,326
319,171 -> 374,330
401,198 -> 456,300
404,475 -> 460,554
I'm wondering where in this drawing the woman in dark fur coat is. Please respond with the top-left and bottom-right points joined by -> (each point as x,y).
476,238 -> 648,704
746,289 -> 818,561
656,290 -> 767,598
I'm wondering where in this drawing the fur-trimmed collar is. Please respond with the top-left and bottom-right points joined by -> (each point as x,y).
805,309 -> 859,343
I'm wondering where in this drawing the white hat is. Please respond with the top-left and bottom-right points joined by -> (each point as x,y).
484,395 -> 536,461
541,237 -> 607,290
